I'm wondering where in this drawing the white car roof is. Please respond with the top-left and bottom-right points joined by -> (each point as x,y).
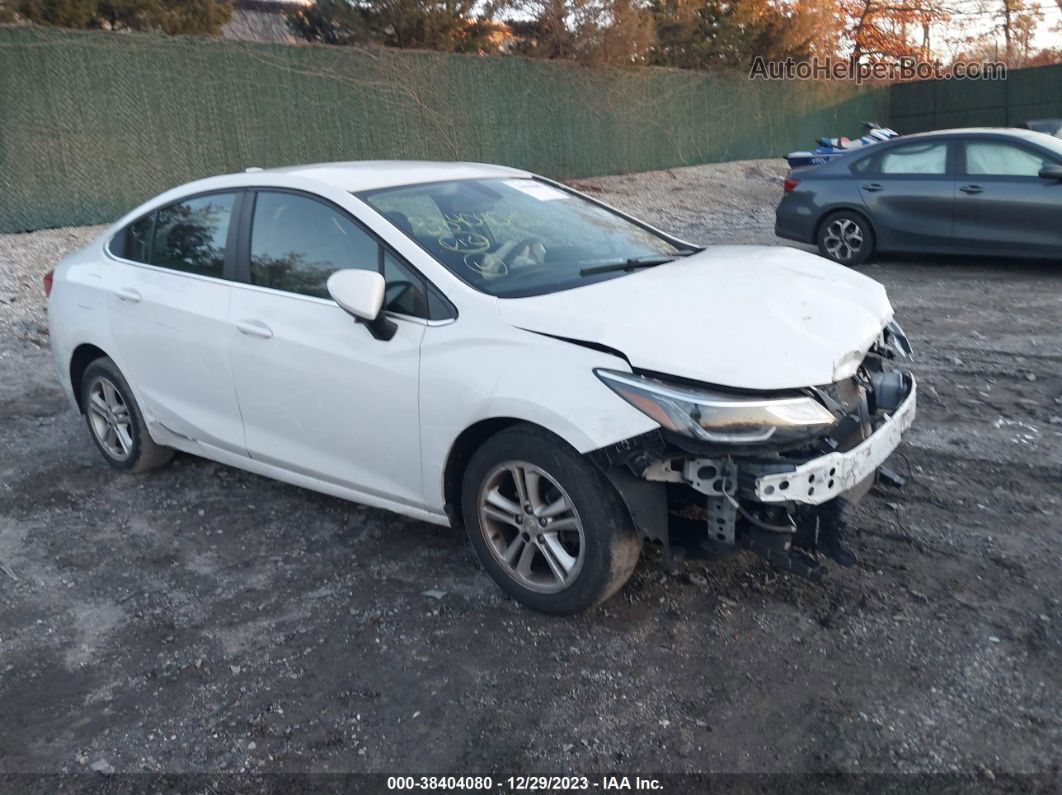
244,160 -> 531,192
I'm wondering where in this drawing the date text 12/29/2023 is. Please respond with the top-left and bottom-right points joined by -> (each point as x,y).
386,776 -> 664,791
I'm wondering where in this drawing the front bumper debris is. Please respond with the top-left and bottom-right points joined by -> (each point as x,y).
592,365 -> 918,581
752,376 -> 917,505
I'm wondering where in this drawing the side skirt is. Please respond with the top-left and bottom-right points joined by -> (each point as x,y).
152,425 -> 452,528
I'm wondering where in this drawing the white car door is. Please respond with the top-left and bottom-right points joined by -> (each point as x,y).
105,191 -> 246,453
227,190 -> 428,508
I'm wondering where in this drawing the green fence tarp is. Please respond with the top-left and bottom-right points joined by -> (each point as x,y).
0,25 -> 886,233
889,63 -> 1062,134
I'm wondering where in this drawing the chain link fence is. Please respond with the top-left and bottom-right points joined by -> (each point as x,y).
0,25 -> 886,232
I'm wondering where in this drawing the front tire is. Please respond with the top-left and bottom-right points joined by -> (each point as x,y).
80,357 -> 174,473
817,210 -> 874,266
461,425 -> 641,615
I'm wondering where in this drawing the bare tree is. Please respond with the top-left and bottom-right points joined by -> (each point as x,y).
844,0 -> 953,65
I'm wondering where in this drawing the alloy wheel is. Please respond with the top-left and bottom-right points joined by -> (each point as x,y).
823,218 -> 864,262
87,376 -> 134,461
477,461 -> 585,593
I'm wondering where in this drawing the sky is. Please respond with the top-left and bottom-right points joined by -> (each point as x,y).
936,2 -> 1062,56
1032,6 -> 1059,49
288,0 -> 1062,59
493,1 -> 1062,58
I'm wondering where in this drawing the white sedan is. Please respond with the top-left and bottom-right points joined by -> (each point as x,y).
46,161 -> 916,614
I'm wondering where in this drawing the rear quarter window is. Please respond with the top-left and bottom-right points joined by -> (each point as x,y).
108,214 -> 154,263
152,194 -> 235,278
849,155 -> 874,174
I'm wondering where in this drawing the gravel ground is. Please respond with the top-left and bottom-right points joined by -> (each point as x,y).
1,159 -> 1060,779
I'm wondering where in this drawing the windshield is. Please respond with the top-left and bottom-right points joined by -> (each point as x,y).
357,178 -> 689,298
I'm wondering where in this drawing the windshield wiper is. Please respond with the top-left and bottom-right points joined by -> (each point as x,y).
579,250 -> 696,277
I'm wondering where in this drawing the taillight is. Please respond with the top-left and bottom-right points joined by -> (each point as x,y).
783,178 -> 800,193
43,269 -> 54,298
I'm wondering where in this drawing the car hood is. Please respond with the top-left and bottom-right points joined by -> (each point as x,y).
497,245 -> 893,391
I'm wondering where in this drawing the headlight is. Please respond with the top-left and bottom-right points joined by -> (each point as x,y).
596,370 -> 838,445
884,320 -> 913,360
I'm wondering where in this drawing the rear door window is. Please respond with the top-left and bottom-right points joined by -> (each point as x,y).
151,193 -> 236,277
880,142 -> 948,175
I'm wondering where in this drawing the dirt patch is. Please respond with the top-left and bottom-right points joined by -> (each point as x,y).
0,159 -> 1059,776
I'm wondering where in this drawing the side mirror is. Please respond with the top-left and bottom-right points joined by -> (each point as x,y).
326,269 -> 396,341
1038,164 -> 1062,181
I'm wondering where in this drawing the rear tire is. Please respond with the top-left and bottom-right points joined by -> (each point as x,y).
80,357 -> 174,473
817,210 -> 874,266
461,425 -> 641,615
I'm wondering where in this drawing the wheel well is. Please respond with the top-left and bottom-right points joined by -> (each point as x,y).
815,206 -> 876,245
445,417 -> 579,528
69,344 -> 108,413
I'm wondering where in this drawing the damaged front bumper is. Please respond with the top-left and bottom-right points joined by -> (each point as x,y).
752,377 -> 916,505
591,368 -> 917,581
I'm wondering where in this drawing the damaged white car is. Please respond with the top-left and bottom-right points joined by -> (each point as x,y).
46,161 -> 916,614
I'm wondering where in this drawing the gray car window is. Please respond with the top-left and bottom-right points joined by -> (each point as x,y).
880,142 -> 948,175
966,142 -> 1051,176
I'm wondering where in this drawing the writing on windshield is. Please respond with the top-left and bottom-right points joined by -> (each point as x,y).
358,178 -> 683,298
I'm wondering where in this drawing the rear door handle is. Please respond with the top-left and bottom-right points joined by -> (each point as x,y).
861,183 -> 883,192
960,184 -> 983,194
116,287 -> 141,303
235,319 -> 273,339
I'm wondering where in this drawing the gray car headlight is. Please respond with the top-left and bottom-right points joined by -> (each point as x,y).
595,370 -> 838,445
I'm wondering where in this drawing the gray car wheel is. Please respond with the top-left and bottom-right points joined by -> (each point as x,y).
817,211 -> 874,266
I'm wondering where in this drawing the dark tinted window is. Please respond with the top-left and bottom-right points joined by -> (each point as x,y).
114,214 -> 154,263
152,193 -> 236,277
383,250 -> 428,318
250,192 -> 379,298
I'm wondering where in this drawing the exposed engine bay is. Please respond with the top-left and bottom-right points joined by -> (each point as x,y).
589,329 -> 916,581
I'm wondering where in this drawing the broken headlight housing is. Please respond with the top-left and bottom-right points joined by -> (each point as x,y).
883,320 -> 913,360
596,370 -> 838,445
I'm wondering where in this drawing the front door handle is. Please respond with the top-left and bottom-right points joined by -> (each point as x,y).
116,287 -> 141,303
235,319 -> 273,339
861,183 -> 884,192
960,184 -> 983,194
